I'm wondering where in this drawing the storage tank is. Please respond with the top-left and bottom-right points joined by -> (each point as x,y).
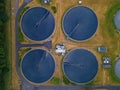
21,49 -> 56,84
114,10 -> 120,30
62,6 -> 98,42
21,7 -> 55,41
114,58 -> 120,79
62,48 -> 98,84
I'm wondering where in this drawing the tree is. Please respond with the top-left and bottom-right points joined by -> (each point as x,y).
2,67 -> 9,74
51,6 -> 57,13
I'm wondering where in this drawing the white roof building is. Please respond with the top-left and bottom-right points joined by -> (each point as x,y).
55,44 -> 66,55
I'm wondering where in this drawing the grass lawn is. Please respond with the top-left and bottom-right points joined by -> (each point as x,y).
102,1 -> 120,84
18,6 -> 30,22
51,6 -> 57,13
51,77 -> 61,85
18,48 -> 31,67
109,58 -> 120,84
63,75 -> 71,85
18,26 -> 24,42
62,74 -> 76,85
18,6 -> 30,43
104,2 -> 120,38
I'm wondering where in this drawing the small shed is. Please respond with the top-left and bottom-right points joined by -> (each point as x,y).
103,57 -> 111,68
55,43 -> 66,55
98,46 -> 107,52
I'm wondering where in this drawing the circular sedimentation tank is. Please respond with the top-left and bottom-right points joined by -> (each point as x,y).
114,58 -> 120,79
114,10 -> 120,30
21,7 -> 55,41
62,6 -> 98,42
21,49 -> 56,84
62,48 -> 98,84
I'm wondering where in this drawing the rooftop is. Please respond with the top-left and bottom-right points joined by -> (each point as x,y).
55,44 -> 66,55
98,46 -> 107,52
102,57 -> 111,68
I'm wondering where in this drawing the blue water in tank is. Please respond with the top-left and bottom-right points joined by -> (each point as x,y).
63,48 -> 98,84
21,7 -> 55,41
21,49 -> 55,83
63,6 -> 98,41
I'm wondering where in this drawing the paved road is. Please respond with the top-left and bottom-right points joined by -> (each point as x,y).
17,41 -> 52,49
15,0 -> 36,90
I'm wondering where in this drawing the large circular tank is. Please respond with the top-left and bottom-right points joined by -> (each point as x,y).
21,7 -> 55,41
21,49 -> 56,84
62,6 -> 98,42
114,10 -> 120,30
114,58 -> 120,79
62,48 -> 98,84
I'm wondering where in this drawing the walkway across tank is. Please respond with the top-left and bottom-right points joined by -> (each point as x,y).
62,6 -> 98,42
21,49 -> 56,84
62,48 -> 98,84
114,58 -> 120,79
21,7 -> 55,41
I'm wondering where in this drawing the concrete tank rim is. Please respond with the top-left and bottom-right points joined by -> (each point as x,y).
62,48 -> 99,85
62,5 -> 99,42
20,6 -> 56,42
20,48 -> 56,85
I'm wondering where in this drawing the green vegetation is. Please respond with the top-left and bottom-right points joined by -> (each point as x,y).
63,75 -> 71,85
104,2 -> 120,83
18,48 -> 31,67
109,56 -> 120,83
18,57 -> 22,67
104,3 -> 120,39
0,1 -> 8,26
51,77 -> 61,84
0,0 -> 10,90
63,74 -> 94,85
18,6 -> 30,22
51,6 -> 57,13
63,75 -> 76,85
18,26 -> 24,42
86,81 -> 94,85
18,7 -> 30,42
